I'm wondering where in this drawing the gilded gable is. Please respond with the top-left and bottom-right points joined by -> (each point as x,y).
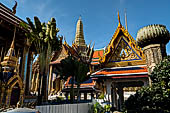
100,16 -> 146,67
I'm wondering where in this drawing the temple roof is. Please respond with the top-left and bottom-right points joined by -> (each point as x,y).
91,65 -> 148,79
99,12 -> 145,67
0,3 -> 30,50
91,49 -> 104,65
50,43 -> 76,65
0,3 -> 27,30
64,77 -> 96,88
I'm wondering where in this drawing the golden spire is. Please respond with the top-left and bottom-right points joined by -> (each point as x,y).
118,11 -> 120,24
1,27 -> 17,71
74,16 -> 86,47
118,11 -> 122,27
11,38 -> 15,49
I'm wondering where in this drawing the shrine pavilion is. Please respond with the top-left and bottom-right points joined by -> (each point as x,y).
91,12 -> 149,110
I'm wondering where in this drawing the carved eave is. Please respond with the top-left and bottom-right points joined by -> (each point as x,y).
100,18 -> 145,67
50,42 -> 78,65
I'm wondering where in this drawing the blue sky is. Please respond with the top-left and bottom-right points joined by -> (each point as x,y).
1,0 -> 170,54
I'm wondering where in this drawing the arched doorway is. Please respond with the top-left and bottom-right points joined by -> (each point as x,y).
10,83 -> 20,105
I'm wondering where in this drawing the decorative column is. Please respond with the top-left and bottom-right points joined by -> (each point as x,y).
35,72 -> 40,93
137,24 -> 170,75
91,92 -> 94,100
118,86 -> 124,111
84,92 -> 87,100
112,83 -> 118,110
105,79 -> 112,102
25,50 -> 32,95
20,45 -> 29,80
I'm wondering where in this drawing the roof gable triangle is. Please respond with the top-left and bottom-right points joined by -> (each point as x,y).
108,36 -> 142,62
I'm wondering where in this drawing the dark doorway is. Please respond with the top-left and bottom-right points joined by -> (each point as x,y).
10,83 -> 20,105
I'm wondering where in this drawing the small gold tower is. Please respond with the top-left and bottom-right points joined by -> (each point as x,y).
1,39 -> 18,72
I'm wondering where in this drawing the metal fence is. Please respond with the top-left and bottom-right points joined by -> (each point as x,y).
36,103 -> 93,113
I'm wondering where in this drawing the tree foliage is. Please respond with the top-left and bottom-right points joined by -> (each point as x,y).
20,17 -> 62,104
57,56 -> 89,82
124,56 -> 170,113
56,56 -> 90,103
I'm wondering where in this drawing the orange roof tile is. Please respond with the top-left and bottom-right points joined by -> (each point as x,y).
91,65 -> 148,78
92,49 -> 104,58
65,77 -> 95,88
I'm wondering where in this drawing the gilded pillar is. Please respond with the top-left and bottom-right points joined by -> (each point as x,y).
30,71 -> 35,91
35,72 -> 39,92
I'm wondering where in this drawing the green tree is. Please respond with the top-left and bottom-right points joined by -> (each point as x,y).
124,56 -> 170,113
57,56 -> 90,103
20,17 -> 62,104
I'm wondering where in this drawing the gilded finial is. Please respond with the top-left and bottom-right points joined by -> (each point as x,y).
118,11 -> 122,27
64,36 -> 67,45
11,39 -> 15,48
79,15 -> 82,20
11,27 -> 16,49
118,11 -> 120,23
12,1 -> 17,15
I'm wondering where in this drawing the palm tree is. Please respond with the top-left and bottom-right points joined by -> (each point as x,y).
20,17 -> 62,104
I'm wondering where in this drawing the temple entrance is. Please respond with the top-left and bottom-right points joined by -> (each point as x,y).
10,83 -> 20,105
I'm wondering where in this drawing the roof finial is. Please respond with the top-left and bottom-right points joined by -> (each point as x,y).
79,15 -> 82,20
118,11 -> 121,24
12,1 -> 17,15
64,36 -> 67,45
11,27 -> 16,48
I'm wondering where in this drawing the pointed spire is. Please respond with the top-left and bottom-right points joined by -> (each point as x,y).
11,26 -> 16,49
7,27 -> 16,57
79,15 -> 82,20
74,16 -> 86,47
11,38 -> 15,49
118,11 -> 122,27
118,11 -> 121,24
1,27 -> 17,71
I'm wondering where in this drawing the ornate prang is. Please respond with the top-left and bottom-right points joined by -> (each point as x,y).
73,16 -> 86,52
136,24 -> 170,74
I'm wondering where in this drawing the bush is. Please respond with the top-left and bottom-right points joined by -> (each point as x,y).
93,102 -> 104,113
98,93 -> 104,99
124,56 -> 170,113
